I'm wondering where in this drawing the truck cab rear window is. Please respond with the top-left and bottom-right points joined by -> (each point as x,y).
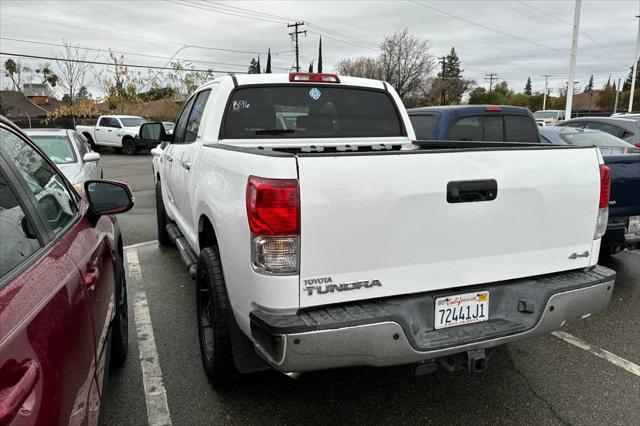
221,86 -> 404,139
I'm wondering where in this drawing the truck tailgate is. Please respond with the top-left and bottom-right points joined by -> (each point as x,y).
297,147 -> 600,308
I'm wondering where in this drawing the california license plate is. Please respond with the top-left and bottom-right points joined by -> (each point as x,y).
434,291 -> 489,329
629,215 -> 640,235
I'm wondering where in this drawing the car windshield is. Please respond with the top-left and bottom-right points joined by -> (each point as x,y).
534,111 -> 559,119
30,135 -> 77,164
222,85 -> 404,139
163,122 -> 175,131
120,117 -> 146,127
559,131 -> 635,148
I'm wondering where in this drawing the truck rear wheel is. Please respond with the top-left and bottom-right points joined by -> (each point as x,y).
155,182 -> 173,247
196,246 -> 241,386
122,138 -> 137,155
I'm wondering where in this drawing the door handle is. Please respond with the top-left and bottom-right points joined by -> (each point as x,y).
96,128 -> 100,131
83,265 -> 100,289
447,179 -> 498,203
108,129 -> 113,132
0,360 -> 40,424
181,160 -> 192,170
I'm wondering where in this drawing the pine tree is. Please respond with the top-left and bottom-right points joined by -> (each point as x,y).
445,47 -> 462,78
248,58 -> 259,74
584,74 -> 594,93
308,60 -> 314,73
266,49 -> 272,73
623,60 -> 639,90
524,77 -> 532,95
256,55 -> 261,74
318,37 -> 323,73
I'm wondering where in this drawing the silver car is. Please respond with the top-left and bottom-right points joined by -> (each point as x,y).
24,128 -> 103,185
558,116 -> 640,146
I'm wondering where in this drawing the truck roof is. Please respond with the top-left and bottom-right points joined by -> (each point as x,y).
200,73 -> 387,91
408,105 -> 532,116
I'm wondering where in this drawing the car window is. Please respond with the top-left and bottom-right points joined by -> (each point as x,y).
504,115 -> 539,142
184,90 -> 211,143
173,95 -> 196,144
561,121 -> 585,128
0,128 -> 78,236
98,117 -> 108,127
539,134 -> 553,143
72,133 -> 88,157
584,122 -> 625,138
449,116 -> 483,141
410,114 -> 438,140
484,116 -> 504,141
0,169 -> 41,280
30,135 -> 77,164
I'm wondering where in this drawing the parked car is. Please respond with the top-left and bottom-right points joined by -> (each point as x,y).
24,128 -> 103,185
540,126 -> 640,254
408,105 -> 540,142
76,115 -> 151,154
144,72 -> 615,386
533,109 -> 566,126
558,116 -> 640,147
0,115 -> 133,425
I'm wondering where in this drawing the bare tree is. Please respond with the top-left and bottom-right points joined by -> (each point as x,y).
54,41 -> 94,125
335,29 -> 435,101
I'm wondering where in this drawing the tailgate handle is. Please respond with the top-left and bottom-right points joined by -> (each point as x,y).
447,179 -> 497,203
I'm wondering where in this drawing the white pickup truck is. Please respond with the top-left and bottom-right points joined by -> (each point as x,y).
77,115 -> 150,154
146,72 -> 616,385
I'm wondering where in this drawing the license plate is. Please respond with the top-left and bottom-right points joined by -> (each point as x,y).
434,291 -> 489,330
629,215 -> 640,235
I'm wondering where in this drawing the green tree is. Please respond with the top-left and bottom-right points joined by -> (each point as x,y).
4,59 -> 30,91
256,56 -> 261,74
35,64 -> 59,88
248,58 -> 260,74
140,86 -> 176,102
265,49 -> 272,73
308,60 -> 314,72
76,86 -> 93,101
430,47 -> 472,105
524,77 -> 532,95
623,60 -> 639,90
597,79 -> 616,111
317,37 -> 323,73
444,47 -> 462,78
584,74 -> 594,93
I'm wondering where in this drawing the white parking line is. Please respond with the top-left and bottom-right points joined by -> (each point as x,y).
124,240 -> 159,250
126,247 -> 173,426
552,331 -> 640,377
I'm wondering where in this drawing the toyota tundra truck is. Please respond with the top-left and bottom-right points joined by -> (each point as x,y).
76,115 -> 149,154
145,72 -> 616,385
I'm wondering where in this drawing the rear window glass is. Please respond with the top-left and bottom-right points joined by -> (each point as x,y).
30,136 -> 77,164
410,114 -> 438,139
222,86 -> 404,139
504,115 -> 539,142
449,116 -> 483,141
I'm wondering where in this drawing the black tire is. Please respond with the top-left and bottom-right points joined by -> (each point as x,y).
197,246 -> 240,386
155,182 -> 173,247
122,138 -> 137,155
111,256 -> 129,367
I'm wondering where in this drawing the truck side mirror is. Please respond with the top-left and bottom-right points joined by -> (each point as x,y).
139,122 -> 171,143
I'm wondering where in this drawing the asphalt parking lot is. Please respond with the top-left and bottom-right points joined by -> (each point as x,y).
99,152 -> 640,426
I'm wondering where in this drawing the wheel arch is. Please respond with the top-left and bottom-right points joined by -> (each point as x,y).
198,214 -> 219,252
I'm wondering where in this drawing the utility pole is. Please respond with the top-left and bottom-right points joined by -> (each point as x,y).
287,21 -> 306,72
628,15 -> 640,112
565,0 -> 581,120
614,77 -> 621,114
485,73 -> 497,93
438,56 -> 447,105
542,74 -> 551,110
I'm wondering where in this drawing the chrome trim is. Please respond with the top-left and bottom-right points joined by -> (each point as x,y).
253,281 -> 614,372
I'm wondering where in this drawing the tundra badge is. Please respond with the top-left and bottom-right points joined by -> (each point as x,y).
303,277 -> 383,296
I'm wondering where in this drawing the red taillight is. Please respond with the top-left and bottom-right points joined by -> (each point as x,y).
246,176 -> 299,236
485,106 -> 502,112
289,72 -> 341,83
599,164 -> 611,208
635,143 -> 640,148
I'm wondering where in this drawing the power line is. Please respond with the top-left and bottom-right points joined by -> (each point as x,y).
288,21 -> 306,72
411,0 -> 566,54
485,73 -> 498,92
0,37 -> 292,70
0,52 -> 244,73
517,0 -> 626,66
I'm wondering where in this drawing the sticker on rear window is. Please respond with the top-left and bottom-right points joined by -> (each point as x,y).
309,88 -> 321,100
232,100 -> 250,111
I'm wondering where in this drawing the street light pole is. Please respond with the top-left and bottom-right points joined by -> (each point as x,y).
565,0 -> 582,120
628,15 -> 640,112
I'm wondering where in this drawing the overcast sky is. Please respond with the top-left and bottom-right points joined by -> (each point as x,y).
1,0 -> 639,98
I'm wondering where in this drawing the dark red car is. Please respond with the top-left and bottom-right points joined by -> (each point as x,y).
0,116 -> 133,425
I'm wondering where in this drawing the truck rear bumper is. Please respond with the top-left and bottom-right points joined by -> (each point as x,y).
250,266 -> 615,372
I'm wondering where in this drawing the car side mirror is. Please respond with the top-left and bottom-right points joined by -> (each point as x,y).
84,180 -> 134,216
139,122 -> 171,143
83,152 -> 100,162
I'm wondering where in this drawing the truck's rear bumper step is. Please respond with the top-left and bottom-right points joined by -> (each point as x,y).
250,266 -> 616,372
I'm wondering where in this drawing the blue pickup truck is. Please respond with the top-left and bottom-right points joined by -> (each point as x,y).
408,105 -> 640,255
